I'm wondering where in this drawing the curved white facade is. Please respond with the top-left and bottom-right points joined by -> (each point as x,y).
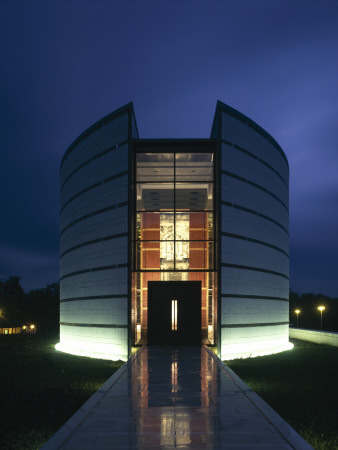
212,102 -> 291,359
58,101 -> 291,361
58,104 -> 138,361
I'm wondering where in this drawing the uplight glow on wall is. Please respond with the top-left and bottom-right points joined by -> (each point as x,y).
221,338 -> 294,361
55,340 -> 128,362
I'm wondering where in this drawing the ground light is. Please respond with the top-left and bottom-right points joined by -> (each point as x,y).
318,306 -> 325,331
295,309 -> 301,328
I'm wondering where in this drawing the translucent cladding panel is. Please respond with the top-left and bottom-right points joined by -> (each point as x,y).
159,213 -> 175,268
160,213 -> 175,240
136,153 -> 174,182
160,271 -> 189,281
136,183 -> 174,211
159,214 -> 179,271
175,153 -> 214,181
174,213 -> 189,241
160,240 -> 175,270
175,183 -> 213,210
174,241 -> 190,270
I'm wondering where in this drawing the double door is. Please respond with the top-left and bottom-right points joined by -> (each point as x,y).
148,281 -> 201,345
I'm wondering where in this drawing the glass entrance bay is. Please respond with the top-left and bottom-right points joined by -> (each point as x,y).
132,149 -> 217,346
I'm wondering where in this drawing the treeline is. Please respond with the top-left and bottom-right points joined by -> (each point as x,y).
289,290 -> 338,332
1,276 -> 338,336
0,276 -> 59,337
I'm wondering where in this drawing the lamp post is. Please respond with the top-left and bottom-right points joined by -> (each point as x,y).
295,309 -> 300,328
318,306 -> 325,331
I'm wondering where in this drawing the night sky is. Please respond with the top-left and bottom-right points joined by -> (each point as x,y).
1,1 -> 337,296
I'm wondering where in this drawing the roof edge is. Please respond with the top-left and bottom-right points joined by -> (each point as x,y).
133,138 -> 215,143
60,102 -> 135,170
211,100 -> 289,170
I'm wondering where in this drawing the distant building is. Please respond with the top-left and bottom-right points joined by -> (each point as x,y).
57,101 -> 291,361
0,319 -> 21,335
0,320 -> 35,334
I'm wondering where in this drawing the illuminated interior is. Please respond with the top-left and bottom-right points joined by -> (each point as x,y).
132,150 -> 217,346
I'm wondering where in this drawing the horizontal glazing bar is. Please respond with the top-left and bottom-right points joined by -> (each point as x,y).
133,269 -> 216,272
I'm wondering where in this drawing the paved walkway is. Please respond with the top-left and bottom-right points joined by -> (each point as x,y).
43,346 -> 312,449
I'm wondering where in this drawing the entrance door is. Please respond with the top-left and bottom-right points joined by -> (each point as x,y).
148,281 -> 201,345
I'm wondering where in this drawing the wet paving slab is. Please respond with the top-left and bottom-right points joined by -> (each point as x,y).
43,346 -> 312,449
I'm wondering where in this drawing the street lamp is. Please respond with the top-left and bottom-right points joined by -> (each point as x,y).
318,306 -> 325,331
295,309 -> 301,328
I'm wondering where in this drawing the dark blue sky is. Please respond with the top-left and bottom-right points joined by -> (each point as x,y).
1,0 -> 338,296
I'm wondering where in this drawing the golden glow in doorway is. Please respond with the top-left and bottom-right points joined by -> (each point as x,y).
171,300 -> 177,331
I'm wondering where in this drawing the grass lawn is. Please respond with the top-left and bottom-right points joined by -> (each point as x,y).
0,334 -> 124,450
2,336 -> 337,450
226,339 -> 338,450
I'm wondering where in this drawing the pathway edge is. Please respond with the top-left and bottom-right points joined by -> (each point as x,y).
41,346 -> 145,450
203,345 -> 313,450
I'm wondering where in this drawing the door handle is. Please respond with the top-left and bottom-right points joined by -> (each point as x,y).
172,299 -> 177,331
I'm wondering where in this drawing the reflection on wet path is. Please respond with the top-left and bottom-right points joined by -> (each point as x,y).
61,346 -> 295,449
